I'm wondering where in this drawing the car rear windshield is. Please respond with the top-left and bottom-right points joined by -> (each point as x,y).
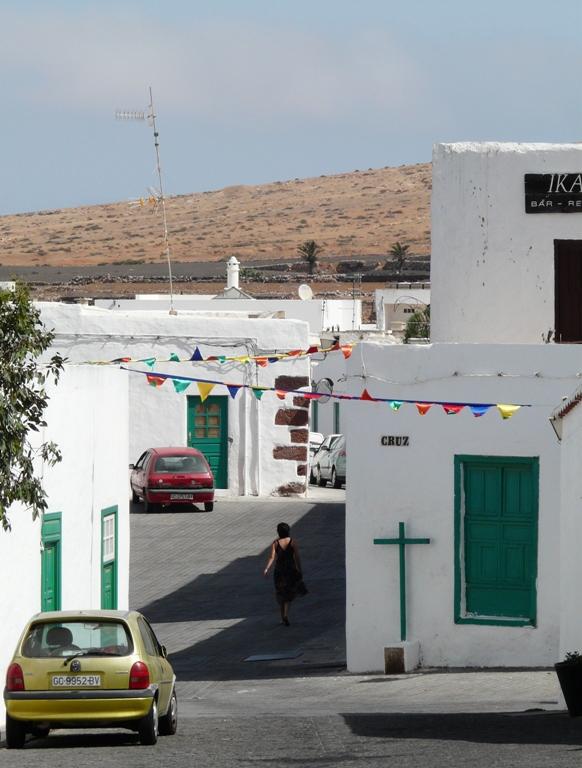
22,620 -> 133,658
153,455 -> 208,473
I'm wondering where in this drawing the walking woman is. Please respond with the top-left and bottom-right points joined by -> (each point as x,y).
263,522 -> 307,626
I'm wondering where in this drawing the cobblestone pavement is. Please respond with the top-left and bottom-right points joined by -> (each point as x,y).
131,491 -> 347,685
5,490 -> 581,765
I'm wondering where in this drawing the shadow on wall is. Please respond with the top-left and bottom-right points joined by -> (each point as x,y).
134,502 -> 346,682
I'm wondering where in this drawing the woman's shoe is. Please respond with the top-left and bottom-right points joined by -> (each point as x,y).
283,617 -> 290,626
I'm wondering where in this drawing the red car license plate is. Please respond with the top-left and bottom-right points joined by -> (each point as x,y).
170,493 -> 194,500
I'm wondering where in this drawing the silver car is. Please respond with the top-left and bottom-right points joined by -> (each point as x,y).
312,434 -> 345,488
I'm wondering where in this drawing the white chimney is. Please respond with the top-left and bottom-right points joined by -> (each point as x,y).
226,256 -> 240,290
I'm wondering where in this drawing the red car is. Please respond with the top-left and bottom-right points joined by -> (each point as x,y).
130,447 -> 215,512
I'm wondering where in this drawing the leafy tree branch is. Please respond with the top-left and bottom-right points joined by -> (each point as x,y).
0,283 -> 65,531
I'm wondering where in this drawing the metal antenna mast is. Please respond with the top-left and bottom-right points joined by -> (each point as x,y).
116,86 -> 176,314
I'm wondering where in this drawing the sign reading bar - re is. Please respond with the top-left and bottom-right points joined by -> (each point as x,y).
525,173 -> 582,213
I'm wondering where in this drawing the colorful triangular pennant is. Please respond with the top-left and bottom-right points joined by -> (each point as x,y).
275,390 -> 287,400
497,404 -> 521,420
360,388 -> 374,401
341,345 -> 353,359
469,404 -> 491,418
389,400 -> 403,411
169,352 -> 180,362
146,374 -> 166,388
172,379 -> 191,393
442,404 -> 465,415
252,388 -> 265,400
197,382 -> 215,402
227,384 -> 241,399
190,347 -> 203,362
143,357 -> 156,369
416,403 -> 432,415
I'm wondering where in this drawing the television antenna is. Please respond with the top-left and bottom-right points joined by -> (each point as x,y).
116,87 -> 176,314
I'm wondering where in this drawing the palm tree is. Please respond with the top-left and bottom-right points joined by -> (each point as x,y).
297,240 -> 322,275
389,242 -> 410,273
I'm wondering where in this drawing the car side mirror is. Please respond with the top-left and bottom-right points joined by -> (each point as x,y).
128,463 -> 135,470
160,645 -> 168,659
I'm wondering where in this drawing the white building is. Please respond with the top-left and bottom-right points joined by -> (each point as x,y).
345,142 -> 582,672
94,257 -> 363,336
374,285 -> 430,334
40,302 -> 312,497
0,365 -> 129,730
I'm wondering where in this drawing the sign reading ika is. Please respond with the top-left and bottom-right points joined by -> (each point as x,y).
525,173 -> 582,213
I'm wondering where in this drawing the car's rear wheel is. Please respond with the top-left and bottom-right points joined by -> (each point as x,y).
159,689 -> 178,736
138,699 -> 159,745
332,467 -> 342,489
5,714 -> 26,749
316,466 -> 327,487
204,502 -> 214,512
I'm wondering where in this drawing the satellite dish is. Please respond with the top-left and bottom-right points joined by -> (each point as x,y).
298,283 -> 313,301
314,377 -> 333,404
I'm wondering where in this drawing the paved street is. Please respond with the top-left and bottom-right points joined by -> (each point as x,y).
5,488 -> 582,765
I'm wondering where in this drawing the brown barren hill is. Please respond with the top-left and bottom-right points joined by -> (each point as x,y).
0,164 -> 431,269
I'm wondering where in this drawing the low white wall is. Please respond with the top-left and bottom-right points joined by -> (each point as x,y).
344,341 -> 581,671
431,142 -> 582,343
0,365 -> 129,730
558,399 -> 582,660
94,297 -> 362,334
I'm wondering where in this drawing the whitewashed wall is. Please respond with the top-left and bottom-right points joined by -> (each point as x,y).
94,297 -> 362,334
557,395 -> 582,660
0,365 -> 128,730
431,142 -> 582,343
344,341 -> 582,671
39,303 -> 311,497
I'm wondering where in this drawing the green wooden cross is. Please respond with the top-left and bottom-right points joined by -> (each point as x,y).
373,521 -> 431,642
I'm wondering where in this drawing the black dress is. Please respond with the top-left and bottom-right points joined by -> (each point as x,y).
273,538 -> 307,604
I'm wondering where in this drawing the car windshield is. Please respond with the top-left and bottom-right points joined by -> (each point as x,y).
22,620 -> 133,658
154,455 -> 207,473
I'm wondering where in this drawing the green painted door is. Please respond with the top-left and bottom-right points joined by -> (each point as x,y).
187,396 -> 228,488
41,513 -> 61,612
101,507 -> 118,610
462,458 -> 538,622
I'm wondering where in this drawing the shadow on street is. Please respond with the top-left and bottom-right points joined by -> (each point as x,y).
130,499 -> 346,682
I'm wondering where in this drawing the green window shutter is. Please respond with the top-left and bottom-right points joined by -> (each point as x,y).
312,401 -> 319,432
333,402 -> 341,433
41,513 -> 62,612
455,456 -> 538,626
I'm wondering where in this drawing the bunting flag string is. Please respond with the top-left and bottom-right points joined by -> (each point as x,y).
75,341 -> 354,368
122,367 -> 529,420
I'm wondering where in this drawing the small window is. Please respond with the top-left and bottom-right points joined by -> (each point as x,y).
22,620 -> 132,658
102,514 -> 115,564
134,452 -> 148,470
138,617 -> 160,656
154,455 -> 207,473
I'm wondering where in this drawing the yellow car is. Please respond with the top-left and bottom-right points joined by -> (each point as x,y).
4,610 -> 177,748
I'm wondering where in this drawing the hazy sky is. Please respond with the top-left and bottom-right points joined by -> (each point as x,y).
1,0 -> 580,215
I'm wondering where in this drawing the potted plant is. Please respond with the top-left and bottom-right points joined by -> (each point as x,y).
555,652 -> 582,716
